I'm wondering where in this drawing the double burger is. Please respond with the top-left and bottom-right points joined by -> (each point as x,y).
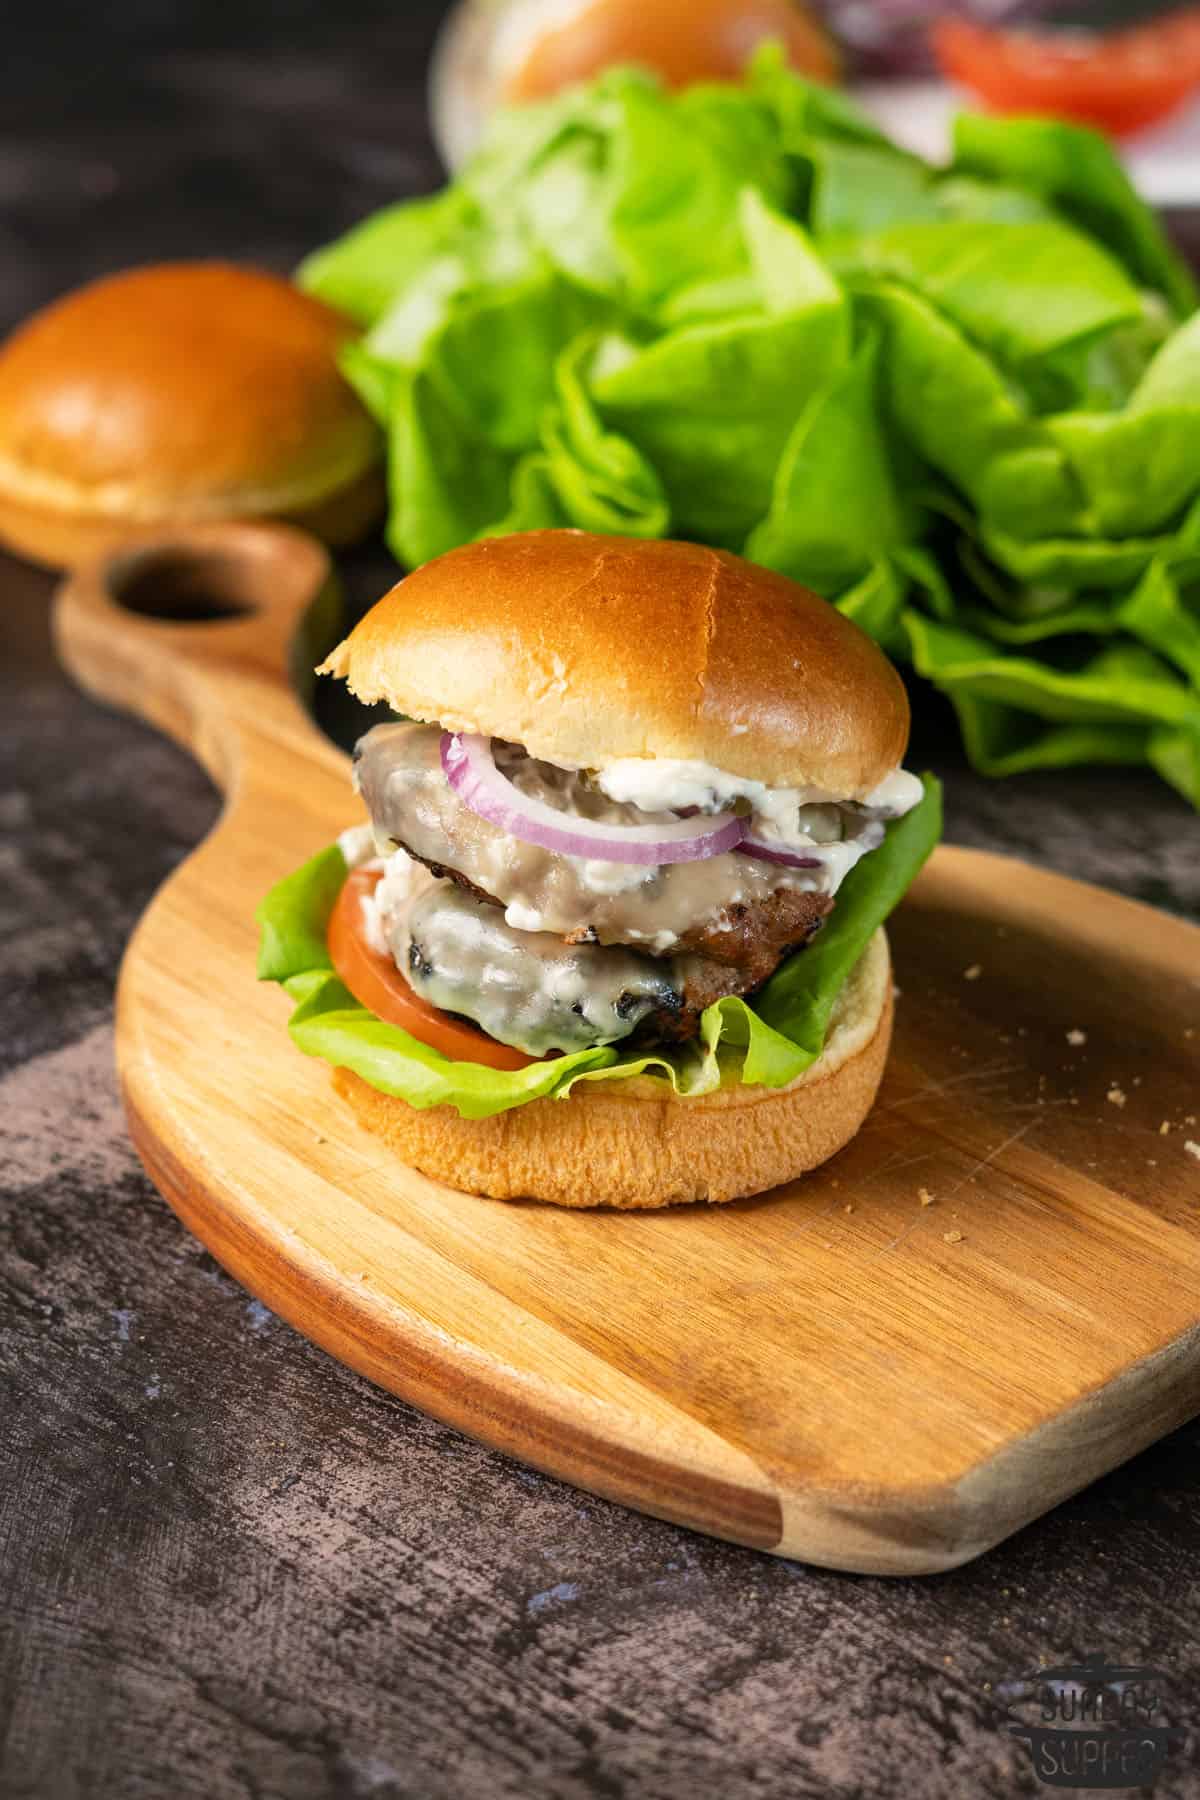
259,530 -> 940,1208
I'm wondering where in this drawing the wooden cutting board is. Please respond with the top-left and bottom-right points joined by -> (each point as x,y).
55,522 -> 1200,1576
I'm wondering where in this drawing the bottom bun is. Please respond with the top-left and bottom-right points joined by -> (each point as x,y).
332,930 -> 894,1210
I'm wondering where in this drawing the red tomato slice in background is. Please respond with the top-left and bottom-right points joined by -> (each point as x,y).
934,10 -> 1200,137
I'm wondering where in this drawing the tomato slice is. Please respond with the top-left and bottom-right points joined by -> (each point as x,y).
328,869 -> 537,1072
505,0 -> 838,100
933,11 -> 1200,137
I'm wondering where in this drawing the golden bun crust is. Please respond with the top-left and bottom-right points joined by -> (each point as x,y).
333,930 -> 893,1209
320,531 -> 909,797
0,263 -> 383,567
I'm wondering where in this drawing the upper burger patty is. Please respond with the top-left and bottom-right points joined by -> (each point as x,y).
355,722 -> 850,1000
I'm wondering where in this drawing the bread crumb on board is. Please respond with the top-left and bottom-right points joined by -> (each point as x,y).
1066,1028 -> 1087,1046
963,964 -> 983,981
943,1229 -> 965,1244
918,1187 -> 936,1207
1160,1121 -> 1172,1136
1107,1086 -> 1127,1108
1185,1141 -> 1200,1163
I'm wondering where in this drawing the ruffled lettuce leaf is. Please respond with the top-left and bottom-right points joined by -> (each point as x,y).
589,303 -> 848,547
849,219 -> 1144,375
747,333 -> 922,595
256,778 -> 941,1120
950,112 -> 1196,319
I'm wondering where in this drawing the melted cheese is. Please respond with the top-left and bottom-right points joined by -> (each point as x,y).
384,880 -> 681,1056
355,724 -> 892,952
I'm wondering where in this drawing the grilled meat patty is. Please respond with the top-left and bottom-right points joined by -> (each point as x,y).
388,857 -> 831,1046
356,722 -> 851,958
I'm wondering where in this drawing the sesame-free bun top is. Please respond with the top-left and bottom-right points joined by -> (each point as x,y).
319,530 -> 910,797
0,263 -> 383,565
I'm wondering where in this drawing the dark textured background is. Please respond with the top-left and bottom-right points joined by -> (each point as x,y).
2,6 -> 1200,1797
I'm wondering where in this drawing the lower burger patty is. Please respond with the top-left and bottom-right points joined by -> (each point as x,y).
373,872 -> 832,1055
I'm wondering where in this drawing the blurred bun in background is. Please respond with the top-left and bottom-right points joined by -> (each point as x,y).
431,0 -> 837,167
0,263 -> 384,570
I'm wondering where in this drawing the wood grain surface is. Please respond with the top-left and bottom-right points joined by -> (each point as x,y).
54,522 -> 1200,1577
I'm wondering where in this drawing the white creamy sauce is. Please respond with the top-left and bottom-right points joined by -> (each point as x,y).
861,768 -> 926,816
337,823 -> 380,870
357,846 -> 424,960
594,755 -> 922,837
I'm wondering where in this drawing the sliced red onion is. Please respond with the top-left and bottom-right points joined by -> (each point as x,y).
737,837 -> 824,870
440,733 -> 746,866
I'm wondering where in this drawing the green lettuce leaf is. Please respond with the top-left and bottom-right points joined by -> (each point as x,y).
1149,723 -> 1200,809
256,778 -> 941,1120
982,491 -> 1200,593
833,557 -> 909,657
748,44 -> 891,155
852,219 -> 1144,371
590,300 -> 848,546
537,333 -> 670,537
1044,314 -> 1200,538
903,608 -> 1200,783
859,279 -> 1083,541
747,334 -> 921,594
950,112 -> 1196,317
298,189 -> 480,325
604,78 -> 791,306
904,611 -> 1196,729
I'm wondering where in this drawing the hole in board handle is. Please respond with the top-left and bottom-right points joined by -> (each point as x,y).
107,547 -> 256,623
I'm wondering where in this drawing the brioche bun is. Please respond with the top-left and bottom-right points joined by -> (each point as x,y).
333,928 -> 892,1209
0,263 -> 384,568
320,529 -> 910,799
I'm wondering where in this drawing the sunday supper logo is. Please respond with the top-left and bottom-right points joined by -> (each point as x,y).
1000,1656 -> 1186,1789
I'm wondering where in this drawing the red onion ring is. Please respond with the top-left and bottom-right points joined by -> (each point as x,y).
737,838 -> 823,870
441,733 -> 747,866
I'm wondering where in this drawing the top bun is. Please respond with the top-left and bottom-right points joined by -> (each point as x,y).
320,531 -> 910,797
0,262 -> 383,567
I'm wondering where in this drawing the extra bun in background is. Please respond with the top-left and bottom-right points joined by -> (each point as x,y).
431,0 -> 838,168
0,263 -> 384,569
318,529 -> 910,802
335,929 -> 893,1209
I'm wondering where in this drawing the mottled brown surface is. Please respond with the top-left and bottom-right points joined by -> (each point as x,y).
3,5 -> 1200,1797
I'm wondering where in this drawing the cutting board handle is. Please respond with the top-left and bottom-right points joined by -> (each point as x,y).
53,522 -> 345,793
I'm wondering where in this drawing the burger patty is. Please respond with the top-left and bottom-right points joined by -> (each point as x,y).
399,842 -> 832,1043
670,887 -> 835,983
597,889 -> 833,1042
356,722 -> 855,956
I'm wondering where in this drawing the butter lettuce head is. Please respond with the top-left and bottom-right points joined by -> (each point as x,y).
298,50 -> 1200,807
256,777 -> 941,1120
